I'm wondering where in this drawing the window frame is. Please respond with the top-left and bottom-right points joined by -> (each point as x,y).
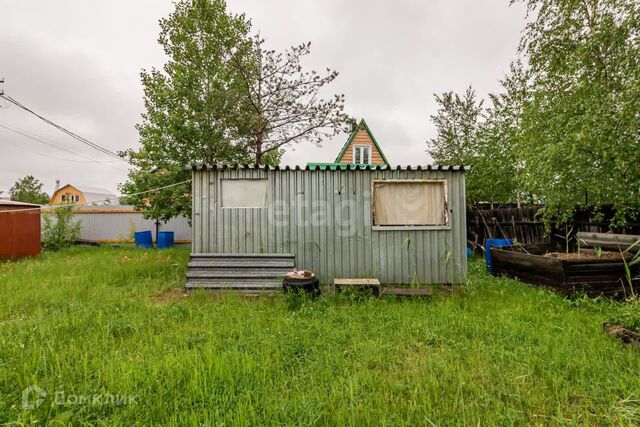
219,178 -> 269,209
370,179 -> 450,231
352,144 -> 371,164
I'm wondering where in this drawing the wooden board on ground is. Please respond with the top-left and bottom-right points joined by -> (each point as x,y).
577,232 -> 640,252
381,287 -> 431,297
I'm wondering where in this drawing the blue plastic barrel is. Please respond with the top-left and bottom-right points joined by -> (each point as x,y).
467,247 -> 473,257
134,231 -> 153,249
157,231 -> 175,249
485,238 -> 513,273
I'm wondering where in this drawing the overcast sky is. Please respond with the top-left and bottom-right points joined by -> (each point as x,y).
0,0 -> 526,196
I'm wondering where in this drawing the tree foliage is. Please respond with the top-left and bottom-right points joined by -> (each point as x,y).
476,62 -> 529,205
121,0 -> 349,220
120,0 -> 254,221
229,37 -> 352,164
428,82 -> 521,204
429,0 -> 640,223
516,0 -> 640,224
428,86 -> 483,166
9,175 -> 49,205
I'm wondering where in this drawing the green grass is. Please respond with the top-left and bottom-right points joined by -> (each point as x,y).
1,247 -> 639,425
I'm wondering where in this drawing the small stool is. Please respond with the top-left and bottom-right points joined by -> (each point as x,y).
333,278 -> 381,296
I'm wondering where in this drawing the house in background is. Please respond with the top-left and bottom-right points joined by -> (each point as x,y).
50,184 -> 118,206
308,119 -> 389,169
45,184 -> 191,244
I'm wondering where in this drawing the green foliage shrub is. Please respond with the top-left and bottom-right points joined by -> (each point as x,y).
42,206 -> 82,250
610,303 -> 640,332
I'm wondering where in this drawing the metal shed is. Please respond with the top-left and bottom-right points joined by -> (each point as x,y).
0,200 -> 41,260
187,164 -> 468,290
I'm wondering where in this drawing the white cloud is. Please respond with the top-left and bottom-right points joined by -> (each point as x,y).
0,0 -> 526,195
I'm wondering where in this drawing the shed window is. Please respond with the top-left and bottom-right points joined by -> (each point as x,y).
220,179 -> 268,208
353,145 -> 370,164
372,180 -> 447,226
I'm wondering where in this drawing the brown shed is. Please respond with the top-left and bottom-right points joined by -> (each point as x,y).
0,200 -> 41,260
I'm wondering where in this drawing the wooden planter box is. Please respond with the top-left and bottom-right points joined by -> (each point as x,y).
490,245 -> 638,298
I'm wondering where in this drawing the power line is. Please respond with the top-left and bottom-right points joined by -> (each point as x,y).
0,179 -> 192,214
0,94 -> 128,162
0,121 -> 127,169
1,94 -> 124,160
0,134 -> 124,165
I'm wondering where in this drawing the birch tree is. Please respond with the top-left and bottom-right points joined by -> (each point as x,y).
516,0 -> 640,224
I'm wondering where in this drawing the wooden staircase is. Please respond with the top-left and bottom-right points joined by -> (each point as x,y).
185,253 -> 295,293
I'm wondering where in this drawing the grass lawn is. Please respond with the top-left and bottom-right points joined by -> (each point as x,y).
1,246 -> 639,425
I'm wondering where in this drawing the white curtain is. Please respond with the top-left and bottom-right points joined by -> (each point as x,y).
373,181 -> 446,225
221,179 -> 268,208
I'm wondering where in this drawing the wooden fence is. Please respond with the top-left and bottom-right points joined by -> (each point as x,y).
466,205 -> 640,250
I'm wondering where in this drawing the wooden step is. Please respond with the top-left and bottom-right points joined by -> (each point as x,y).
190,253 -> 294,259
185,287 -> 281,295
185,253 -> 294,292
186,269 -> 289,279
188,258 -> 294,268
185,278 -> 283,289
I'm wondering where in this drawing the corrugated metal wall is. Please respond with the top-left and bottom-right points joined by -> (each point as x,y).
0,207 -> 41,260
192,167 -> 467,284
42,206 -> 192,243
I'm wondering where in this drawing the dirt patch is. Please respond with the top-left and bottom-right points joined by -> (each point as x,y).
544,252 -> 626,260
152,288 -> 190,304
604,322 -> 640,347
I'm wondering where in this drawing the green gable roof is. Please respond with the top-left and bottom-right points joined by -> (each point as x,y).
334,119 -> 389,164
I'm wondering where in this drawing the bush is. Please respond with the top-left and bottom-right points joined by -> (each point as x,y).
42,206 -> 82,250
610,303 -> 640,333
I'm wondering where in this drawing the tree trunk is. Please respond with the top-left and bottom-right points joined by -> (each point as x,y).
255,145 -> 262,165
255,124 -> 263,166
